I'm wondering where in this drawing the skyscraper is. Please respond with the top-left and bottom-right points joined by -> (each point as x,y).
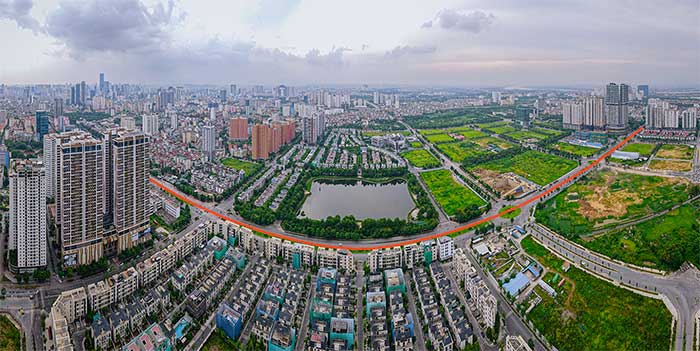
9,159 -> 47,271
228,117 -> 249,141
202,125 -> 216,161
142,114 -> 159,135
230,84 -> 237,96
35,110 -> 49,141
105,129 -> 151,253
605,83 -> 629,132
80,81 -> 87,105
57,132 -> 104,266
637,85 -> 649,98
251,124 -> 271,160
99,73 -> 105,93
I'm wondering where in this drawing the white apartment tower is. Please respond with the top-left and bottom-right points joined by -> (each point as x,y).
202,125 -> 216,161
142,114 -> 159,135
9,159 -> 47,271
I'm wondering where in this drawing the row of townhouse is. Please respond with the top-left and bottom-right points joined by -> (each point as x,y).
186,253 -> 237,319
308,268 -> 357,351
217,258 -> 272,341
385,268 -> 414,351
369,237 -> 455,273
365,273 -> 389,351
45,221 -> 219,350
429,264 -> 475,350
412,267 -> 454,351
236,230 -> 355,272
454,248 -> 498,329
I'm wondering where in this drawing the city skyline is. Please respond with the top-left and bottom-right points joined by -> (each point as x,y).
0,0 -> 698,86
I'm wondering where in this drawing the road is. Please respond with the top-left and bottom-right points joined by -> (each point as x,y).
529,223 -> 700,351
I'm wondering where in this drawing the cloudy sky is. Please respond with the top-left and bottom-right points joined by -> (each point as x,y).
0,0 -> 698,87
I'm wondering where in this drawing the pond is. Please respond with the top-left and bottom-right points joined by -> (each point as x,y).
299,179 -> 415,220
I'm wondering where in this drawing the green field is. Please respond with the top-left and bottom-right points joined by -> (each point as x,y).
424,133 -> 456,144
437,141 -> 490,162
583,201 -> 700,271
420,169 -> 486,216
620,143 -> 656,157
535,169 -> 691,237
552,142 -> 600,157
471,136 -> 514,150
409,141 -> 422,148
505,130 -> 549,141
401,149 -> 441,169
499,205 -> 522,219
455,129 -> 488,139
0,315 -> 20,351
362,130 -> 410,137
521,236 -> 672,351
472,150 -> 577,186
221,158 -> 262,175
489,125 -> 518,134
655,144 -> 695,160
405,107 -> 506,129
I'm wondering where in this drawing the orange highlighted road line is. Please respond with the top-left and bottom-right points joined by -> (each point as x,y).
150,126 -> 644,251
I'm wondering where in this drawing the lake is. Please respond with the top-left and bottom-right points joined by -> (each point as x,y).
299,179 -> 415,220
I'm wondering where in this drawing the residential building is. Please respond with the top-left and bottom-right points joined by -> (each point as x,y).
605,83 -> 630,132
142,114 -> 159,135
505,335 -> 533,351
9,159 -> 47,271
229,117 -> 248,140
202,124 -> 216,161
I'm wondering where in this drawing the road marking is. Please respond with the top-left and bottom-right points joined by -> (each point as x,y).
151,126 -> 645,250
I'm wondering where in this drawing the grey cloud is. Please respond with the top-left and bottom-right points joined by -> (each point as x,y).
429,9 -> 495,33
304,47 -> 350,67
45,0 -> 180,56
385,45 -> 437,59
0,0 -> 42,33
421,21 -> 432,29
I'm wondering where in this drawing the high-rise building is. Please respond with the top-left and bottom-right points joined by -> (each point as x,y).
80,81 -> 87,105
219,89 -> 227,102
562,97 -> 605,130
9,159 -> 47,271
53,98 -> 64,118
99,73 -> 105,93
105,129 -> 151,253
230,84 -> 237,96
35,110 -> 49,141
168,110 -> 178,130
228,117 -> 249,141
251,124 -> 272,160
637,85 -> 649,98
0,144 -> 10,168
57,132 -> 104,266
209,107 -> 216,121
142,114 -> 159,135
605,83 -> 629,132
202,125 -> 216,161
491,91 -> 501,104
120,116 -> 136,130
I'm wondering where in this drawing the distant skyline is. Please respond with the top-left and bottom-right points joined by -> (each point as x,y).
0,0 -> 698,86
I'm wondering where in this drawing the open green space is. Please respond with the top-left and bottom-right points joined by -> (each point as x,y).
420,169 -> 487,218
0,315 -> 20,351
401,149 -> 441,169
471,150 -> 577,186
620,143 -> 656,157
424,132 -> 456,144
410,141 -> 422,148
505,130 -> 549,141
437,141 -> 490,163
535,169 -> 691,237
552,142 -> 600,157
655,144 -> 695,160
583,200 -> 700,271
532,127 -> 568,137
362,130 -> 410,138
471,136 -> 514,150
221,158 -> 262,175
499,205 -> 522,219
405,107 -> 505,129
521,236 -> 672,351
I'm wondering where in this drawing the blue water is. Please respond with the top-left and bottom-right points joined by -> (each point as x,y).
174,320 -> 190,339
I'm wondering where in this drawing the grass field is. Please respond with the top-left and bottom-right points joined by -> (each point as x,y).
620,143 -> 656,156
424,133 -> 456,144
471,150 -> 577,186
455,129 -> 488,139
535,169 -> 690,237
410,141 -> 422,148
648,159 -> 693,172
552,142 -> 600,157
0,315 -> 20,351
583,201 -> 700,271
532,127 -> 567,137
420,169 -> 486,216
655,144 -> 694,160
438,141 -> 491,163
505,130 -> 549,141
202,329 -> 240,351
521,236 -> 672,351
489,125 -> 518,134
401,149 -> 441,169
362,130 -> 409,137
499,205 -> 522,219
221,158 -> 262,175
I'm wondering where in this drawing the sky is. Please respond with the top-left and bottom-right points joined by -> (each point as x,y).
0,0 -> 698,87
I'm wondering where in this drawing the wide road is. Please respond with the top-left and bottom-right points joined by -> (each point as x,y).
150,126 -> 644,251
529,223 -> 700,351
